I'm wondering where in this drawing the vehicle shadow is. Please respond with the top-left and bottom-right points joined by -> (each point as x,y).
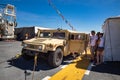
70,54 -> 90,70
6,54 -> 75,71
62,54 -> 76,65
7,57 -> 54,71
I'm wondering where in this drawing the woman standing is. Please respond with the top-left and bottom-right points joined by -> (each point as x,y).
96,33 -> 104,65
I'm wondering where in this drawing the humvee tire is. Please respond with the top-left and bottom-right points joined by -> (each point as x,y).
21,49 -> 33,60
48,48 -> 63,67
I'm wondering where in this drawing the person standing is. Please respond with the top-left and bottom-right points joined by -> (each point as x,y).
90,30 -> 97,62
25,33 -> 29,40
96,33 -> 104,65
94,32 -> 100,63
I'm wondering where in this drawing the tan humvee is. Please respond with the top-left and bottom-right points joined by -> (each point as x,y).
21,29 -> 89,67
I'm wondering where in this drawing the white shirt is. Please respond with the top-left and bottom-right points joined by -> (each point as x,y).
98,37 -> 104,47
90,35 -> 97,46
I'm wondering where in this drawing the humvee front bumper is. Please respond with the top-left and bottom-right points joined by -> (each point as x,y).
22,48 -> 47,56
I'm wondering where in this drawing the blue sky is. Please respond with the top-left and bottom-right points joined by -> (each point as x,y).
1,0 -> 120,33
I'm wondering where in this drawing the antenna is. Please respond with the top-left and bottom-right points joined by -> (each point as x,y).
48,0 -> 75,30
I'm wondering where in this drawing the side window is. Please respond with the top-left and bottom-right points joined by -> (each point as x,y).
77,34 -> 85,40
70,34 -> 85,40
80,35 -> 85,40
70,34 -> 74,40
69,34 -> 74,40
75,34 -> 81,40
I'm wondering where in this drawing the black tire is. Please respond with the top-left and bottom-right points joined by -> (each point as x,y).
21,49 -> 33,60
48,48 -> 63,67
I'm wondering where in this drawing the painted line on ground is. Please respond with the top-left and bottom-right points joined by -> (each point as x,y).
49,57 -> 90,80
61,65 -> 68,69
42,76 -> 51,80
61,60 -> 73,69
63,60 -> 73,63
84,63 -> 93,75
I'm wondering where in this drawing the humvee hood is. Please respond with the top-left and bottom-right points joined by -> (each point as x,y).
23,38 -> 64,45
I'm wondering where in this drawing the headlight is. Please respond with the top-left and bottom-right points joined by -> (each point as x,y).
23,43 -> 27,48
38,45 -> 42,50
24,44 -> 27,47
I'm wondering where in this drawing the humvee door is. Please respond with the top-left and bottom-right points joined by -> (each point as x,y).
69,33 -> 85,53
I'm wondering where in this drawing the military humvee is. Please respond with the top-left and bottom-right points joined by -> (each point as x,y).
21,28 -> 89,67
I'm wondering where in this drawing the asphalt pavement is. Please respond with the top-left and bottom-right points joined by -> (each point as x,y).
0,41 -> 72,80
0,41 -> 120,80
83,62 -> 120,80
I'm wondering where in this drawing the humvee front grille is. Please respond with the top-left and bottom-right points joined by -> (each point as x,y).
28,44 -> 38,49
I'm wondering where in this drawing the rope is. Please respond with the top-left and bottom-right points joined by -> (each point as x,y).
48,0 -> 75,30
32,54 -> 38,80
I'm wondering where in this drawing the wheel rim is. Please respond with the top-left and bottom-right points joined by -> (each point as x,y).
56,52 -> 62,62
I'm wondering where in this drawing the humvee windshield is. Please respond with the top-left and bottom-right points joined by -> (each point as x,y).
38,30 -> 66,39
39,32 -> 51,38
53,32 -> 65,39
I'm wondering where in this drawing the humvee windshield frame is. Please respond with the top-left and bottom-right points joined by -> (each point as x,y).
37,29 -> 68,39
39,32 -> 51,38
